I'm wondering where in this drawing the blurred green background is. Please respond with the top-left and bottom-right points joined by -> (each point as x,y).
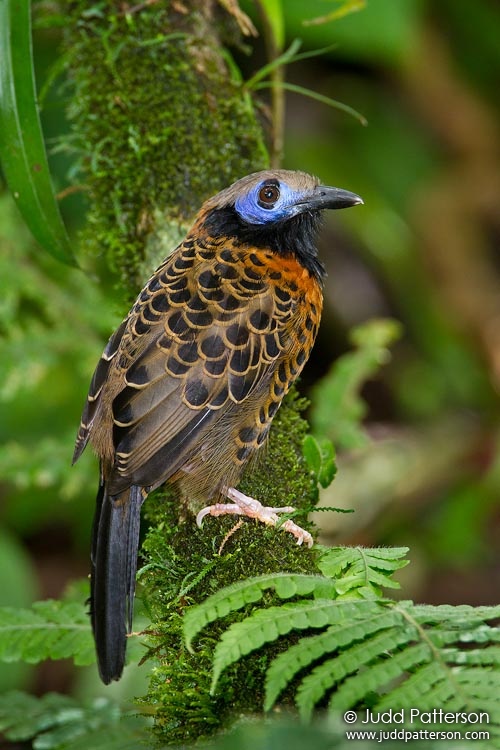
0,0 -> 499,700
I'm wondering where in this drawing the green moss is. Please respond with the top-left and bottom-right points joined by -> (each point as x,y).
64,1 -> 268,291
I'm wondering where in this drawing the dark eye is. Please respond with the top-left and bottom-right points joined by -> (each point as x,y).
258,182 -> 280,208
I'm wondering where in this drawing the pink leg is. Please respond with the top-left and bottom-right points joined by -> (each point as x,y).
196,486 -> 313,548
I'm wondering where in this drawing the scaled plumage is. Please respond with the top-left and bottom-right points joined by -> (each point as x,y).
74,169 -> 362,683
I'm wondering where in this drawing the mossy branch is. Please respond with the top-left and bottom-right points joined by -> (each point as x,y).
65,0 -> 268,289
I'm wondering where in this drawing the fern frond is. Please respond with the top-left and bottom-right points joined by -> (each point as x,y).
329,641 -> 431,712
183,573 -> 337,651
405,602 -> 500,624
445,646 -> 500,666
310,319 -> 402,449
0,691 -> 149,749
264,608 -> 399,710
375,660 -> 446,710
185,547 -> 409,653
210,599 -> 378,692
330,602 -> 500,723
299,624 -> 424,720
0,600 -> 94,666
184,550 -> 500,733
317,545 -> 409,595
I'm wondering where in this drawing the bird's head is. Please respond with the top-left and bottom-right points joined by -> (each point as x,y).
197,170 -> 363,280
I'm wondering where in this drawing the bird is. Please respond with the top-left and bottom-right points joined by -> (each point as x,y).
73,169 -> 363,684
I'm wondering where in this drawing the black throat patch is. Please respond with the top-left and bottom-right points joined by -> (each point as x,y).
202,207 -> 326,282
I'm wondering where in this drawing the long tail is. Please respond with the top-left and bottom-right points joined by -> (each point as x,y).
90,480 -> 143,684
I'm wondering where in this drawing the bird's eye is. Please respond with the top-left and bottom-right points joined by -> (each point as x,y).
258,182 -> 280,208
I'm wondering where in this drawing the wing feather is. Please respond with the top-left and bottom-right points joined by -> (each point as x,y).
73,319 -> 128,463
78,240 -> 302,491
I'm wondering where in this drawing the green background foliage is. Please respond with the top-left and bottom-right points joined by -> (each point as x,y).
0,0 -> 499,747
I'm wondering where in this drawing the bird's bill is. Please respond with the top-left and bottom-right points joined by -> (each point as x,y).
297,185 -> 364,212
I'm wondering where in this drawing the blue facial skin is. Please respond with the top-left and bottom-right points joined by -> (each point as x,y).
234,181 -> 307,226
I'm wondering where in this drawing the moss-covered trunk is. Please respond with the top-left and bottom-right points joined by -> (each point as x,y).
65,0 -> 268,288
64,2 -> 320,742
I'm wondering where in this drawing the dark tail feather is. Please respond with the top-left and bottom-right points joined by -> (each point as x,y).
90,480 -> 143,684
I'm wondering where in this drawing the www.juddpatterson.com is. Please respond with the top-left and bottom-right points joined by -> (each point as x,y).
342,710 -> 490,743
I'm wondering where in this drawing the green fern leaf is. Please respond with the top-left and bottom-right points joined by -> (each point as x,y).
302,434 -> 337,488
186,561 -> 500,731
460,624 -> 500,644
329,641 -> 431,713
445,647 -> 500,666
310,319 -> 402,449
298,623 -> 421,720
344,603 -> 500,723
410,602 -> 500,624
318,546 -> 409,595
0,600 -> 94,666
375,661 -> 445,710
184,573 -> 337,651
265,608 -> 399,710
455,667 -> 500,695
210,599 -> 377,693
0,691 -> 149,749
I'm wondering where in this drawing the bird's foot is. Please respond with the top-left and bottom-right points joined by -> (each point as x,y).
196,486 -> 313,548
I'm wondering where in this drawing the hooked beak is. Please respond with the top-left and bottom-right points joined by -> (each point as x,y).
297,185 -> 364,212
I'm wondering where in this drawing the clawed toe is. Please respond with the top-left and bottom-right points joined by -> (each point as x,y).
196,487 -> 313,548
280,519 -> 313,548
196,503 -> 241,527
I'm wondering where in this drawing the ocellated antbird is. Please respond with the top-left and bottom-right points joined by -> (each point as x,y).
74,169 -> 363,683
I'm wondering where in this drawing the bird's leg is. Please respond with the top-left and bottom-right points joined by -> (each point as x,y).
196,486 -> 313,548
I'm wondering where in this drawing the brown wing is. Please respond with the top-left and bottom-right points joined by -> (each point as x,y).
73,318 -> 128,464
77,238 -> 308,494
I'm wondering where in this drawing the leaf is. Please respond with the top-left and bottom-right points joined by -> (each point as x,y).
0,691 -> 149,750
310,319 -> 402,449
183,573 -> 336,651
301,625 -> 420,720
0,599 -> 95,666
210,599 -> 377,692
327,602 -> 500,723
265,608 -> 398,710
191,558 -> 500,732
317,545 -> 410,595
304,0 -> 366,27
302,435 -> 337,488
245,38 -> 303,89
0,0 -> 77,266
327,640 -> 431,713
245,38 -> 342,90
253,80 -> 367,126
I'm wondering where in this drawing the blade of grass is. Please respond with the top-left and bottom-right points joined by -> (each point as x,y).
245,38 -> 303,91
304,0 -> 366,27
253,81 -> 368,126
0,0 -> 78,267
244,41 -> 341,92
